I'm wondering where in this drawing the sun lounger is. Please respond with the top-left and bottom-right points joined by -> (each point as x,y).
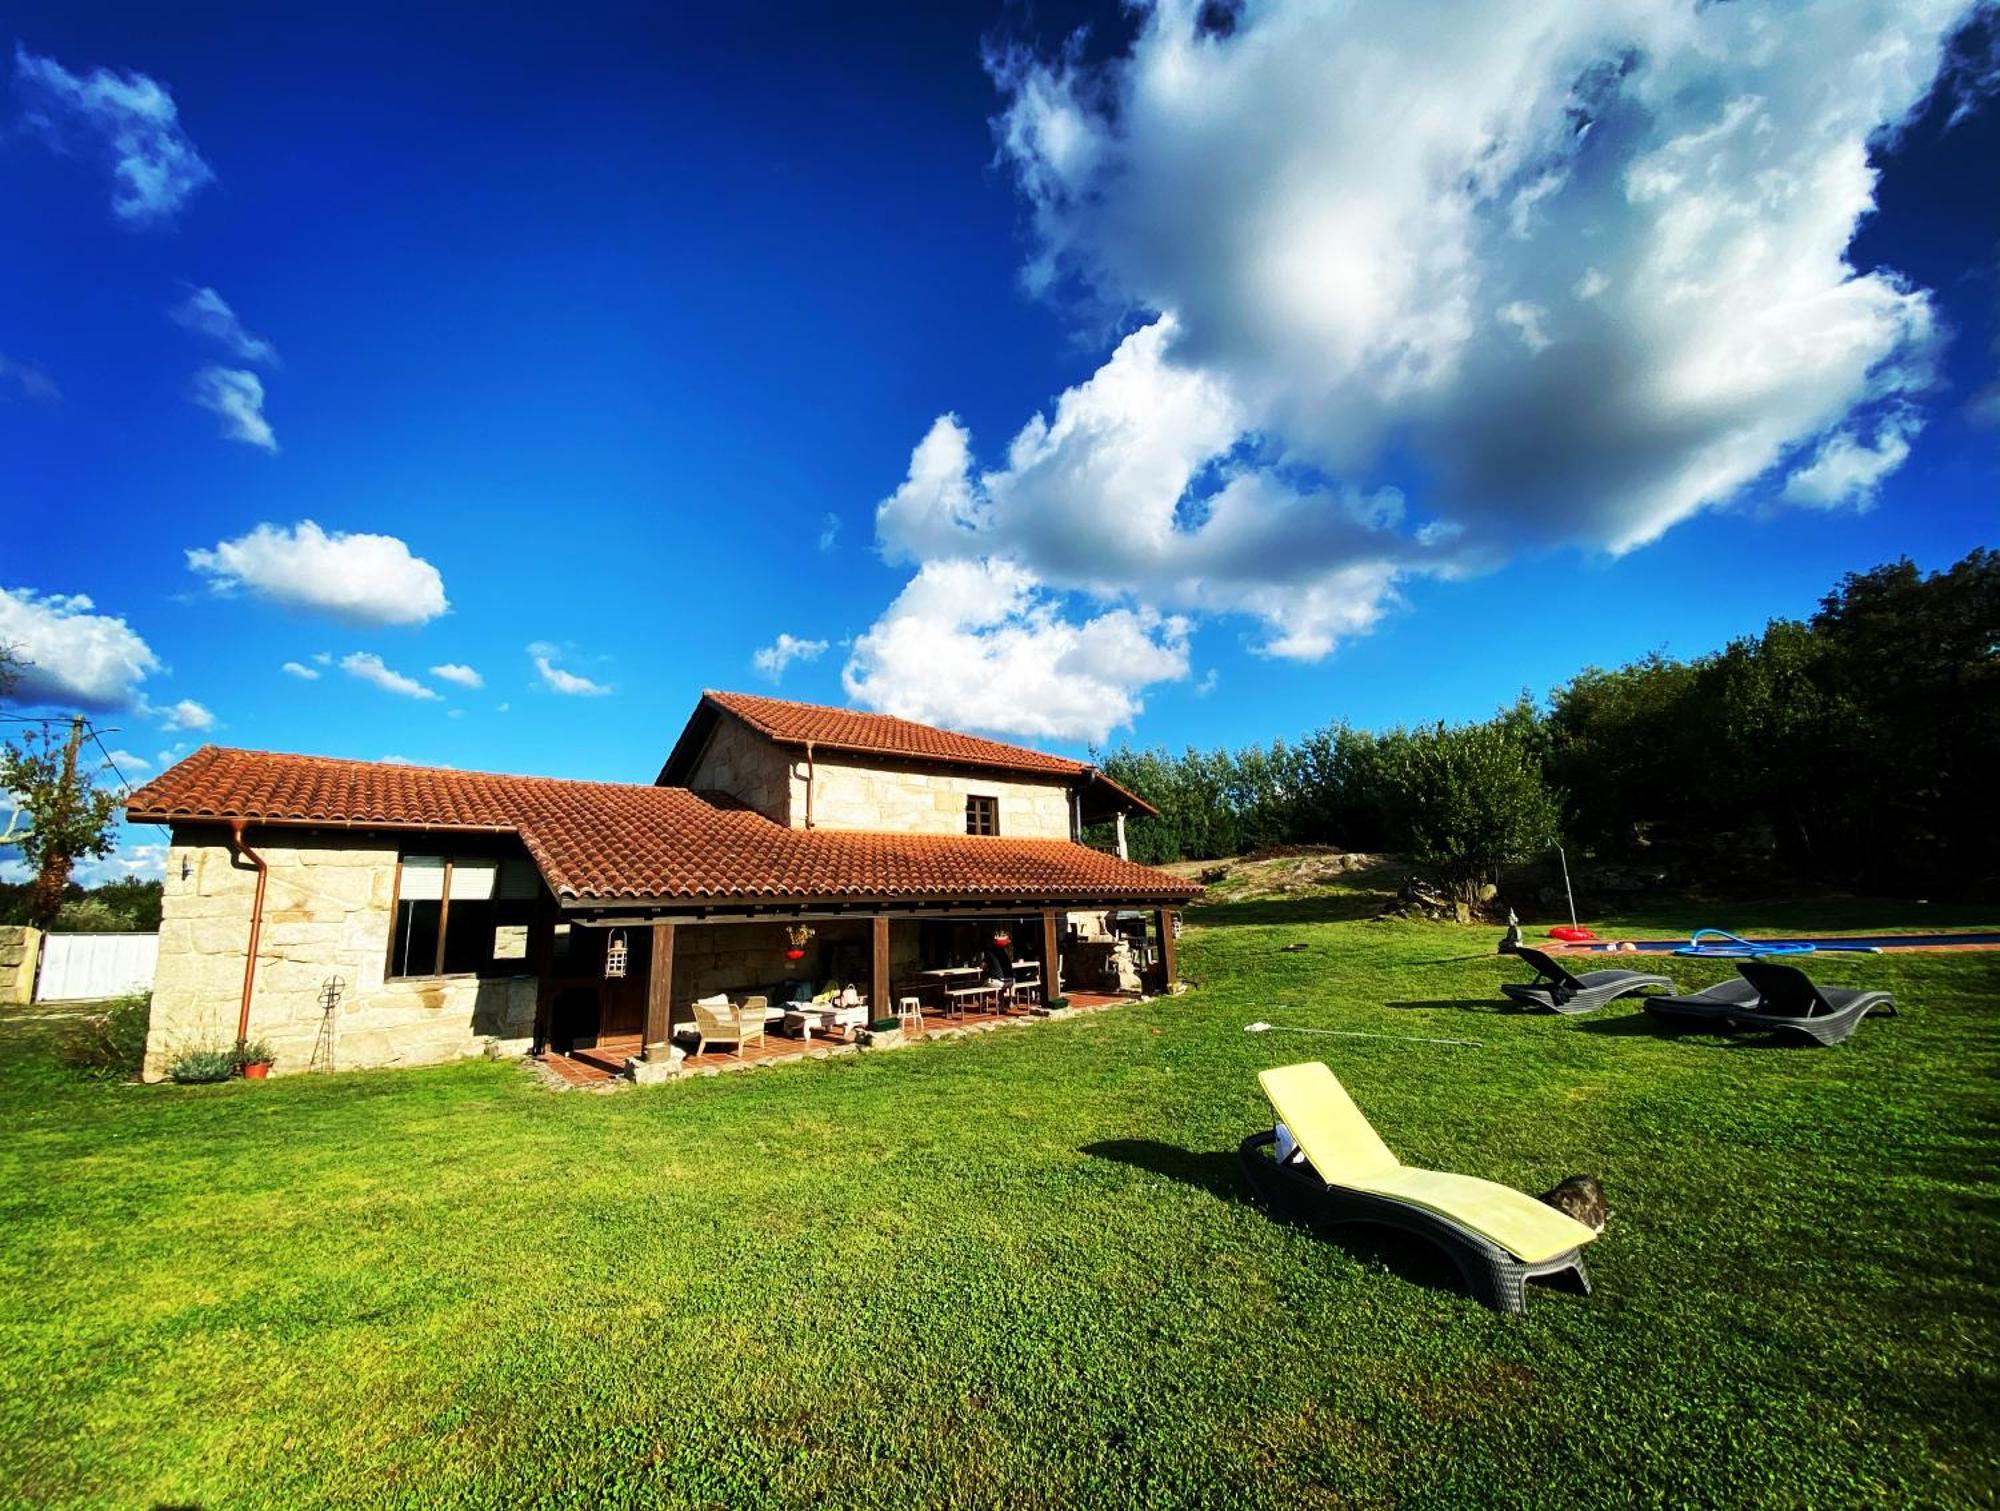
1238,1061 -> 1597,1313
1500,946 -> 1672,1014
1728,959 -> 1896,1046
1641,975 -> 1763,1028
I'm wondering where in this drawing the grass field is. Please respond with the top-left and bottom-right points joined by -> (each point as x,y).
3,890 -> 1997,1508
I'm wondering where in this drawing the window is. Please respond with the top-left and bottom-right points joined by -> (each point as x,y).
965,794 -> 999,836
389,855 -> 540,979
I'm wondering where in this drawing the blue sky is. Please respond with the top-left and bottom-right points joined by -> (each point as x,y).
1,1 -> 1995,878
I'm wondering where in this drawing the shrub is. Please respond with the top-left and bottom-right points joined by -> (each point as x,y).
56,991 -> 152,1081
168,1045 -> 238,1084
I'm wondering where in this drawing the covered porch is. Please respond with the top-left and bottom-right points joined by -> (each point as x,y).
531,900 -> 1181,1086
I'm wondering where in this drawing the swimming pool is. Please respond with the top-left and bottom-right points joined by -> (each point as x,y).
1583,931 -> 2000,954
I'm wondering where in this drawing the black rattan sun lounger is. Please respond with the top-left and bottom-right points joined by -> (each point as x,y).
1727,959 -> 1896,1046
1239,1063 -> 1598,1314
1500,946 -> 1672,1014
1641,975 -> 1762,1028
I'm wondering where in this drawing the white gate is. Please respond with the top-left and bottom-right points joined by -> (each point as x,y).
34,932 -> 159,1002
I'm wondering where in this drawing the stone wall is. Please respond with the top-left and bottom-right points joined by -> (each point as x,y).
144,825 -> 537,1081
668,918 -> 920,1018
0,926 -> 39,1006
682,716 -> 798,823
805,758 -> 1074,839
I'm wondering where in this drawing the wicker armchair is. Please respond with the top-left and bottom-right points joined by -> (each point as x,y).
692,994 -> 766,1056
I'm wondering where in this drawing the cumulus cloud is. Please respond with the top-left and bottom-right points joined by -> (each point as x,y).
157,698 -> 214,732
853,0 -> 1979,707
0,587 -> 161,708
171,286 -> 277,365
339,652 -> 438,700
752,633 -> 828,682
843,559 -> 1189,743
280,660 -> 319,679
0,355 -> 59,401
528,642 -> 611,697
71,842 -> 168,885
1783,409 -> 1923,509
186,521 -> 449,626
429,662 -> 483,689
12,45 -> 214,225
191,366 -> 276,450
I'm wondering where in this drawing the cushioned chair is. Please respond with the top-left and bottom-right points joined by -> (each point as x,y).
692,994 -> 766,1056
1238,1061 -> 1597,1313
1501,946 -> 1672,1014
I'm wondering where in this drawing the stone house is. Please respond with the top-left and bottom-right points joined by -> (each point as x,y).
122,691 -> 1195,1082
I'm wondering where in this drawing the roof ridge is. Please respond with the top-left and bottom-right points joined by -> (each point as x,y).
134,745 -> 697,798
704,689 -> 1089,772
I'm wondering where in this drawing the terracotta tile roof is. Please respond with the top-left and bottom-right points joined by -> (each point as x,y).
666,691 -> 1158,816
125,746 -> 1198,906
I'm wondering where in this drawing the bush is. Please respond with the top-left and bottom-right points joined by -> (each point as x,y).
168,1045 -> 238,1085
56,991 -> 152,1081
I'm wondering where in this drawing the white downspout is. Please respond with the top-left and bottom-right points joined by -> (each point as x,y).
1115,811 -> 1129,861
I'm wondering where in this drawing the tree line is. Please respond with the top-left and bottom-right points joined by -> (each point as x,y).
1094,551 -> 1999,901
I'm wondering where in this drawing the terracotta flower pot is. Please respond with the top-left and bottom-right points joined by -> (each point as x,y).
242,1061 -> 271,1080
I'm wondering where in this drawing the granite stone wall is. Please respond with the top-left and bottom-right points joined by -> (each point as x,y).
143,825 -> 536,1081
682,717 -> 798,823
805,759 -> 1074,839
0,926 -> 39,1006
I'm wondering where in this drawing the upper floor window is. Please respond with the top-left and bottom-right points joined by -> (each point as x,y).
965,795 -> 999,836
389,855 -> 540,979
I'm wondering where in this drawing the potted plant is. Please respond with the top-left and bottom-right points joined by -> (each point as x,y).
235,1039 -> 276,1080
991,929 -> 1012,949
784,923 -> 815,962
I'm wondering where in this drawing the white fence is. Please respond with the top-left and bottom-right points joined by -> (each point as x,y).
34,932 -> 159,1003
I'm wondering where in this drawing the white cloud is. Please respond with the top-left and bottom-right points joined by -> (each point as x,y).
102,749 -> 150,773
843,558 -> 1188,743
872,319 -> 1432,662
191,366 -> 276,451
430,662 -> 483,689
0,355 -> 59,401
158,698 -> 215,732
1783,409 -> 1923,509
280,660 -> 320,680
340,652 -> 438,701
379,755 -> 454,768
70,842 -> 168,885
12,45 -> 214,225
818,513 -> 841,551
0,587 -> 160,708
171,286 -> 277,365
186,521 -> 449,626
882,0 -> 1975,673
528,642 -> 611,697
752,633 -> 828,681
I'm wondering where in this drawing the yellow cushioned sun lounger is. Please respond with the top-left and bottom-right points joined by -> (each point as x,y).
1237,1061 -> 1598,1312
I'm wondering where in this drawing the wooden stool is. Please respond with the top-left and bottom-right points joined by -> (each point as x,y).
899,995 -> 925,1034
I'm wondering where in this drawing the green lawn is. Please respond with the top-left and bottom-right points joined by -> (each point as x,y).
3,900 -> 1997,1508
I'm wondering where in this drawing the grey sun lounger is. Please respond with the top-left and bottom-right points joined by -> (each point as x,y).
1727,959 -> 1896,1046
1500,946 -> 1672,1014
1641,975 -> 1763,1028
1238,1063 -> 1598,1313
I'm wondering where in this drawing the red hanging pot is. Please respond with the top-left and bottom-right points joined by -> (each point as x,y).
785,947 -> 806,961
992,932 -> 1011,949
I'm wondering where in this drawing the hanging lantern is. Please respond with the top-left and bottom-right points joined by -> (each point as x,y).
784,923 -> 815,963
604,929 -> 629,980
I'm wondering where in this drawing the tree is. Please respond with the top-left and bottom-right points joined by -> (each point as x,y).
1385,717 -> 1561,908
1,718 -> 122,931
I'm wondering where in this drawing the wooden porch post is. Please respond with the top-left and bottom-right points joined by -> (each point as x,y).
643,921 -> 676,1062
1156,908 -> 1178,992
1041,909 -> 1061,1001
530,891 -> 556,1054
871,915 -> 890,1020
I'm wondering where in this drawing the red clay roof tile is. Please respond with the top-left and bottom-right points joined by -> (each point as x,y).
124,746 -> 1197,906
